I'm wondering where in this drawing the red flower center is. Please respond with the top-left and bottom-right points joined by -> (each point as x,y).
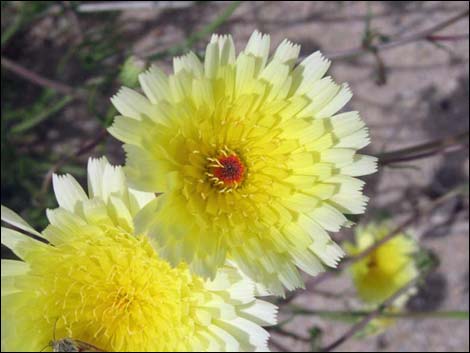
211,155 -> 245,187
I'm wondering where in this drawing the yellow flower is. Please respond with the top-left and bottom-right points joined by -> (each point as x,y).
109,31 -> 377,295
1,157 -> 277,352
344,223 -> 418,305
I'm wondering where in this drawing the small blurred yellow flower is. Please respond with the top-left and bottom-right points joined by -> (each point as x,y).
344,223 -> 418,305
345,223 -> 419,336
1,157 -> 277,352
109,31 -> 377,295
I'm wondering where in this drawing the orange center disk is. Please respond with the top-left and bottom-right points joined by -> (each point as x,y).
212,155 -> 245,186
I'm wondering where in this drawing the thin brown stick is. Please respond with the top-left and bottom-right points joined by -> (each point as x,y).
269,326 -> 310,343
1,56 -> 78,96
320,265 -> 435,352
325,9 -> 469,60
378,131 -> 469,166
380,145 -> 465,165
427,33 -> 470,41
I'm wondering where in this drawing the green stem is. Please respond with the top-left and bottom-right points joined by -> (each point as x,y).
186,1 -> 241,47
288,307 -> 469,320
1,6 -> 24,47
1,3 -> 54,47
11,95 -> 74,134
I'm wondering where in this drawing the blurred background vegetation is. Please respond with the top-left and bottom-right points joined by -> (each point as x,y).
1,1 -> 469,351
2,1 -> 133,228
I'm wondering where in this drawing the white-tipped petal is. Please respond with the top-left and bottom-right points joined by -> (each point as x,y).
1,260 -> 30,277
174,51 -> 203,77
139,65 -> 170,104
1,205 -> 41,237
111,87 -> 155,120
1,227 -> 46,259
102,163 -> 127,202
240,300 -> 278,326
87,157 -> 108,199
274,39 -> 301,65
52,174 -> 88,212
341,154 -> 378,176
245,30 -> 271,73
316,83 -> 352,118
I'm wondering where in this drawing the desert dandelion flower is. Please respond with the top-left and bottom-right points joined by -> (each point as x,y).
109,31 -> 377,294
344,223 -> 419,336
344,223 -> 419,304
1,157 -> 277,352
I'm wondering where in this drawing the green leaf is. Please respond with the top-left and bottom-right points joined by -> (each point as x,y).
309,326 -> 323,352
119,56 -> 145,87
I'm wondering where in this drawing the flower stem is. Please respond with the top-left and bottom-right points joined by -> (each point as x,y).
11,95 -> 74,134
288,307 -> 469,320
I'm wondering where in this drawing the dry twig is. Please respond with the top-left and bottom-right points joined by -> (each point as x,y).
325,9 -> 469,60
1,56 -> 80,97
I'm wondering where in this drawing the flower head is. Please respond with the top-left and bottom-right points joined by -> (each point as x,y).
109,31 -> 377,294
1,157 -> 277,352
344,223 -> 419,304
